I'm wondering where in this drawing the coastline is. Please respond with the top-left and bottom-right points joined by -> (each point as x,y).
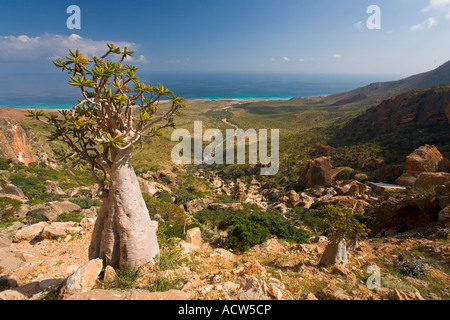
0,96 -> 309,112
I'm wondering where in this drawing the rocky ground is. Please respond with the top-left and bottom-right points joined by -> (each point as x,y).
0,210 -> 449,300
0,114 -> 449,300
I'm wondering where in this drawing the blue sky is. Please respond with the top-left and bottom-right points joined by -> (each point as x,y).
1,0 -> 450,75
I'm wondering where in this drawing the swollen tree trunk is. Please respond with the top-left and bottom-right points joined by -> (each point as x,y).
89,148 -> 160,270
318,237 -> 348,267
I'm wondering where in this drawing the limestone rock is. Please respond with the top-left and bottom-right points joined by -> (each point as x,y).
388,289 -> 425,300
298,157 -> 333,187
396,145 -> 450,187
103,266 -> 117,283
63,259 -> 103,294
185,227 -> 202,249
0,289 -> 28,300
44,180 -> 66,195
12,222 -> 48,242
404,145 -> 444,173
80,217 -> 96,230
39,222 -> 83,240
300,292 -> 318,300
367,196 -> 440,235
0,184 -> 25,199
138,177 -> 172,196
414,172 -> 450,189
244,261 -> 267,276
238,276 -> 268,300
321,284 -> 351,300
0,119 -> 36,166
26,201 -> 82,223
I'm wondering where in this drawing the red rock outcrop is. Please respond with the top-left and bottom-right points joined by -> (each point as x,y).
0,119 -> 36,166
298,157 -> 333,187
396,145 -> 450,188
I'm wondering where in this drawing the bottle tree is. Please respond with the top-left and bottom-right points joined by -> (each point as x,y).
317,204 -> 368,267
28,44 -> 186,270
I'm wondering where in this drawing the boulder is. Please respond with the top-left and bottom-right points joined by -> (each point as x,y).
44,180 -> 65,195
395,172 -> 418,187
185,198 -> 212,214
388,289 -> 425,301
414,172 -> 450,189
404,145 -> 444,173
396,145 -> 450,187
0,290 -> 28,300
298,157 -> 332,187
39,222 -> 83,240
12,222 -> 48,242
347,180 -> 370,197
185,227 -> 202,249
26,201 -> 82,223
138,177 -> 172,196
63,259 -> 103,295
243,261 -> 267,276
330,167 -> 354,181
13,221 -> 84,242
238,276 -> 268,300
0,184 -> 25,198
102,266 -> 117,283
367,196 -> 441,235
321,284 -> 351,300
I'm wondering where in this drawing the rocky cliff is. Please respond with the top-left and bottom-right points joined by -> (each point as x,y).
0,119 -> 36,166
333,86 -> 450,163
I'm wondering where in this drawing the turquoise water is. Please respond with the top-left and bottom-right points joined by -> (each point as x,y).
0,72 -> 399,109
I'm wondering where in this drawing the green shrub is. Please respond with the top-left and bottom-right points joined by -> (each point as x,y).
195,205 -> 310,251
110,265 -> 138,290
69,197 -> 102,209
225,221 -> 270,252
300,210 -> 331,236
143,194 -> 185,223
156,191 -> 173,203
0,197 -> 22,222
56,211 -> 83,223
0,158 -> 10,170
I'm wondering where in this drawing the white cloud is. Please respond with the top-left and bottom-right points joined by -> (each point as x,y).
333,54 -> 342,58
299,58 -> 305,62
353,21 -> 364,30
0,33 -> 140,62
446,9 -> 450,19
410,17 -> 438,31
283,57 -> 290,62
422,0 -> 450,12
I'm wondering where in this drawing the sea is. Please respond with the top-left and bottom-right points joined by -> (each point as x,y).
0,72 -> 403,109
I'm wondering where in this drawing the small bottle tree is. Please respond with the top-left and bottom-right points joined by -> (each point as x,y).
317,204 -> 368,267
28,44 -> 186,270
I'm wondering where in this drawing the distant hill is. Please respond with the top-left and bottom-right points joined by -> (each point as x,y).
321,60 -> 450,108
332,85 -> 450,162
